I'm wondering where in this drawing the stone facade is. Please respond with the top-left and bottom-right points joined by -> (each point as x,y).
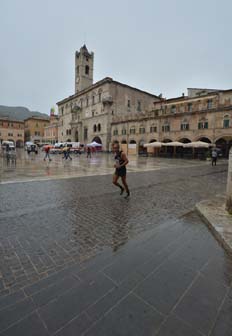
24,117 -> 50,143
57,46 -> 160,150
0,118 -> 24,147
44,110 -> 59,144
111,89 -> 232,156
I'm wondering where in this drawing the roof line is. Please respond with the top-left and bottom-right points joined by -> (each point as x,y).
57,77 -> 160,105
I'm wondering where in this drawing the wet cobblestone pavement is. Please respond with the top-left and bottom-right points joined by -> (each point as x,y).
0,158 -> 232,335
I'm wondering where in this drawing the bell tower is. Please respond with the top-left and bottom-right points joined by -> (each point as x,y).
75,45 -> 94,93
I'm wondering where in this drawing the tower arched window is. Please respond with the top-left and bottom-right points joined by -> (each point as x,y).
98,124 -> 101,132
93,124 -> 97,132
85,65 -> 89,75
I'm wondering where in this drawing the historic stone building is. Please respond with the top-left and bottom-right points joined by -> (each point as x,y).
0,118 -> 24,147
57,45 -> 161,150
111,88 -> 232,157
24,116 -> 50,143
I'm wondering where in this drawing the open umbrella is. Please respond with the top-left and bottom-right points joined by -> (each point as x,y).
87,141 -> 102,147
143,141 -> 163,148
183,141 -> 212,148
162,141 -> 184,147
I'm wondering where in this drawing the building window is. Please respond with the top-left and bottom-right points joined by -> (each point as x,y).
181,122 -> 189,130
113,129 -> 118,136
187,103 -> 192,112
80,99 -> 83,108
198,120 -> 208,129
171,105 -> 176,114
98,124 -> 101,132
223,115 -> 230,128
61,107 -> 64,115
127,100 -> 131,108
92,96 -> 95,105
162,124 -> 170,132
99,92 -> 102,102
207,99 -> 213,109
130,127 -> 136,134
122,128 -> 126,135
86,98 -> 89,107
137,101 -> 141,112
92,110 -> 94,117
93,124 -> 97,132
85,65 -> 89,75
139,127 -> 145,134
150,126 -> 157,133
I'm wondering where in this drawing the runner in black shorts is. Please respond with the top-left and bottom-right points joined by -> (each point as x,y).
112,141 -> 130,198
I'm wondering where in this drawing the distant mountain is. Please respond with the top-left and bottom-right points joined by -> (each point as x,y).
0,106 -> 49,121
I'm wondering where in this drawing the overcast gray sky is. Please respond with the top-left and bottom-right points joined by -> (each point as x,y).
1,0 -> 231,114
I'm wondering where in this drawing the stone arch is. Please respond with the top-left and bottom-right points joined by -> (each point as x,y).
162,138 -> 172,143
178,138 -> 191,143
92,136 -> 102,144
129,139 -> 136,144
121,139 -> 127,144
195,136 -> 212,143
149,139 -> 157,143
215,137 -> 232,158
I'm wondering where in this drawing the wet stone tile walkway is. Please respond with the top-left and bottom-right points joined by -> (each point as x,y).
0,160 -> 232,335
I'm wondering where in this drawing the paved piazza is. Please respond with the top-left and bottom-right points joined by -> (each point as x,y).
0,152 -> 232,335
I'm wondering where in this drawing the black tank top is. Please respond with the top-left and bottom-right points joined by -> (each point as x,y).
114,151 -> 124,165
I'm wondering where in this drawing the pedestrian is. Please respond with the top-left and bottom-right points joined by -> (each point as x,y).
211,148 -> 218,166
44,146 -> 52,161
65,146 -> 72,160
112,141 -> 130,198
87,147 -> 91,158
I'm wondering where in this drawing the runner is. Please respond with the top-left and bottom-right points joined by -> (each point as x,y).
112,141 -> 130,198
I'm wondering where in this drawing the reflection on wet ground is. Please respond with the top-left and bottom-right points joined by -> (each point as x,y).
0,148 -> 225,183
0,159 -> 231,335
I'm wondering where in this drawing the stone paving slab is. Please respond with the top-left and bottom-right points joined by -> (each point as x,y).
196,196 -> 232,255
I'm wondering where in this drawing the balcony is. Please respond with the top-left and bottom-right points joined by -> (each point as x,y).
71,105 -> 82,113
102,96 -> 113,105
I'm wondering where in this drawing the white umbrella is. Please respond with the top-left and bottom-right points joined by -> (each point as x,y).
162,141 -> 184,147
183,141 -> 211,148
87,141 -> 102,147
144,141 -> 163,148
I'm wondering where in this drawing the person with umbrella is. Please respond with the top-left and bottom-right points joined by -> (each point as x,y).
44,145 -> 52,161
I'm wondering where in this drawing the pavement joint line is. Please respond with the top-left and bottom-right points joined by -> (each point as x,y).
0,305 -> 37,335
132,292 -> 166,317
53,311 -> 91,336
207,286 -> 231,336
36,309 -> 49,334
